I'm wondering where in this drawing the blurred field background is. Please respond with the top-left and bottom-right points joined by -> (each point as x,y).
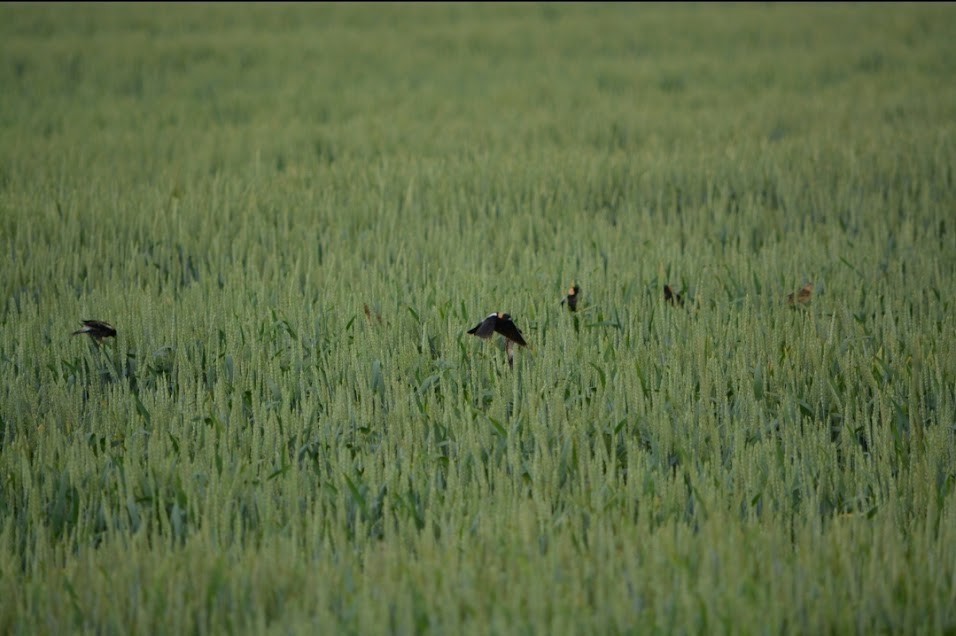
1,3 -> 955,633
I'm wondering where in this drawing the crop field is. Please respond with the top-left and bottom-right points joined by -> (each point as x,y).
1,3 -> 955,634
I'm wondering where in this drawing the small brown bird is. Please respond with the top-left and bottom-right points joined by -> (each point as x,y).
72,320 -> 117,342
468,312 -> 527,347
664,285 -> 684,307
787,283 -> 813,306
363,303 -> 382,324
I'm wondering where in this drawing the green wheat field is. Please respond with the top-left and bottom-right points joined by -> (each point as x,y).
2,3 -> 955,634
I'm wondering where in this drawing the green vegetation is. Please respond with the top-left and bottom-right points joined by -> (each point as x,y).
2,3 -> 955,633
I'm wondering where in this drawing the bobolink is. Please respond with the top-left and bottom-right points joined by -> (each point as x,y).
467,312 -> 527,347
787,283 -> 813,306
664,285 -> 684,307
561,284 -> 581,312
72,320 -> 117,342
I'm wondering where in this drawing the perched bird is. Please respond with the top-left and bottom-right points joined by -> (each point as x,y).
72,320 -> 117,342
787,283 -> 813,306
363,303 -> 382,324
467,312 -> 527,347
561,284 -> 581,312
663,285 -> 684,307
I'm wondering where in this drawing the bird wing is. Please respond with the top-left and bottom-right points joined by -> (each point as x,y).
495,319 -> 527,346
469,315 -> 497,338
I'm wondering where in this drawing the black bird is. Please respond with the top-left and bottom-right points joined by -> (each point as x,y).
663,285 -> 684,307
561,284 -> 581,312
467,312 -> 527,347
72,320 -> 117,342
468,312 -> 527,369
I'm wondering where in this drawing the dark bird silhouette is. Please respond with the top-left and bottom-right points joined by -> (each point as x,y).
467,312 -> 527,347
72,320 -> 117,342
787,283 -> 813,306
561,284 -> 581,312
663,285 -> 684,307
